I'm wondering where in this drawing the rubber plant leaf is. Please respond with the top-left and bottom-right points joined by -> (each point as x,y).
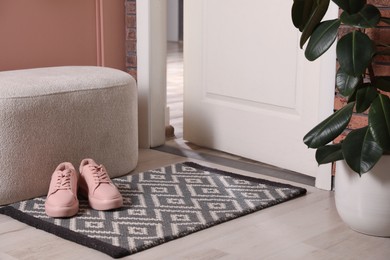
340,4 -> 381,28
300,0 -> 330,48
369,94 -> 390,151
305,19 -> 341,61
347,87 -> 358,103
303,102 -> 354,148
336,68 -> 361,96
332,0 -> 366,14
292,0 -> 316,31
315,143 -> 344,164
375,76 -> 390,92
342,126 -> 383,175
337,31 -> 374,76
355,84 -> 378,113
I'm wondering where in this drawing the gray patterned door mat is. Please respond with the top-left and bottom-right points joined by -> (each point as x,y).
0,162 -> 307,258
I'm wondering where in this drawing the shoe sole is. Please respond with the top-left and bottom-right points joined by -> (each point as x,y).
45,202 -> 79,218
88,195 -> 123,211
79,186 -> 123,211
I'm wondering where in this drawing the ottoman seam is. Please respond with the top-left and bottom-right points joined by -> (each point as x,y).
0,83 -> 133,100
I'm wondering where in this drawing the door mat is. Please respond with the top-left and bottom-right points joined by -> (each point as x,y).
0,162 -> 307,258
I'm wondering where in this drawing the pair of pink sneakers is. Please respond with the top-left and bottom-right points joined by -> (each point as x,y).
45,158 -> 123,218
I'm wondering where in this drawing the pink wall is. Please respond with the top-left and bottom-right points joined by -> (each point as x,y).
0,0 -> 126,71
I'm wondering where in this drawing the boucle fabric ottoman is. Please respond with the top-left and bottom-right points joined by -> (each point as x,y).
0,66 -> 138,205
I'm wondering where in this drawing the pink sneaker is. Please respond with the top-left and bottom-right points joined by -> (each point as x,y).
45,162 -> 79,218
79,159 -> 123,210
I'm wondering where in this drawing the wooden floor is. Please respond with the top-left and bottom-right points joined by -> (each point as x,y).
167,41 -> 184,139
1,149 -> 390,260
1,43 -> 389,259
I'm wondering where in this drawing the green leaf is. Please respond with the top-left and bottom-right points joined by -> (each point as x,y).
336,31 -> 375,76
347,87 -> 358,103
375,77 -> 390,92
369,94 -> 390,151
340,5 -> 381,28
292,0 -> 316,31
304,102 -> 355,148
336,68 -> 361,96
300,0 -> 330,48
342,126 -> 383,175
355,84 -> 378,113
332,0 -> 366,14
315,143 -> 344,164
305,19 -> 341,61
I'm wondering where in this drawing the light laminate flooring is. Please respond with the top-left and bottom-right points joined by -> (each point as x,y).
1,148 -> 390,260
167,41 -> 184,139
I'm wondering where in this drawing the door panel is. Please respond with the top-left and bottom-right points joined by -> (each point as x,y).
202,1 -> 297,109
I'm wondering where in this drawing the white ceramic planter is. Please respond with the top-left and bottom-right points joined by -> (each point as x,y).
335,155 -> 390,237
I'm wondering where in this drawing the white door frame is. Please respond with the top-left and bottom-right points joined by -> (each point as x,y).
136,0 -> 167,148
136,0 -> 336,190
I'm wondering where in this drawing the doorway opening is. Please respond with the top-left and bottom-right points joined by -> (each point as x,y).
166,41 -> 184,139
166,0 -> 184,140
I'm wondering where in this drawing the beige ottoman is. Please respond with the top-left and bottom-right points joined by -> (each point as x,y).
0,66 -> 138,205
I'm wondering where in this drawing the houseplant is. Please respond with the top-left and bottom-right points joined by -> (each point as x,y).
291,0 -> 390,236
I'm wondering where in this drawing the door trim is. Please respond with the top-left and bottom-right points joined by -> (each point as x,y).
136,0 -> 167,148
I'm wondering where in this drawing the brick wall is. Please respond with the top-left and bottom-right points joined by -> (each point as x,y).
125,0 -> 137,79
334,1 -> 390,144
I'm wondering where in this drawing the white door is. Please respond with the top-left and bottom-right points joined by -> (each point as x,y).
184,0 -> 337,188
